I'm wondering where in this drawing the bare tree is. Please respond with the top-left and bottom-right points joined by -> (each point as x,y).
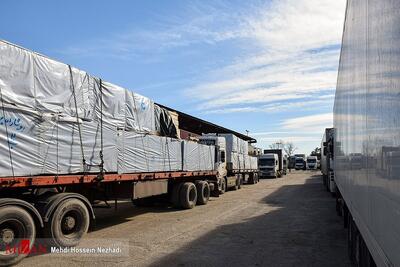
283,142 -> 297,156
269,140 -> 285,149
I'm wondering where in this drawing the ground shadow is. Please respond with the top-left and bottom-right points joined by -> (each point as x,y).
147,175 -> 352,267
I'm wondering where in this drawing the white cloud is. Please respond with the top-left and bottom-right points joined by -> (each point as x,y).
281,113 -> 333,132
187,0 -> 346,112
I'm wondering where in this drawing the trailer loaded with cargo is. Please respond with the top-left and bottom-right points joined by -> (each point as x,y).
200,134 -> 259,190
0,40 -> 258,265
331,0 -> 400,266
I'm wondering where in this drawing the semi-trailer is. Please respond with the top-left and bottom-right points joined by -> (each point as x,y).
0,40 -> 258,265
331,1 -> 400,266
200,134 -> 259,189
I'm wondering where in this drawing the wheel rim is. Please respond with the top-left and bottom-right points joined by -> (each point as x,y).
0,219 -> 27,255
60,210 -> 83,238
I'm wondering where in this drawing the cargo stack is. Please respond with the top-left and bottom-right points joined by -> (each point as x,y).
218,133 -> 257,171
0,40 -> 214,177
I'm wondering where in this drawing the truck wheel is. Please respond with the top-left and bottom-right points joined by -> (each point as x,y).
220,179 -> 226,194
171,183 -> 183,208
0,206 -> 36,266
44,198 -> 90,247
196,181 -> 210,205
232,177 -> 239,191
179,182 -> 197,209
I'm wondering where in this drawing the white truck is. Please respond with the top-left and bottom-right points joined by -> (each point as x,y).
306,156 -> 318,170
258,153 -> 279,178
294,156 -> 305,170
331,1 -> 400,265
199,134 -> 259,192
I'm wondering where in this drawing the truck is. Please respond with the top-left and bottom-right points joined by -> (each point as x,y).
331,1 -> 400,266
282,156 -> 288,175
0,40 -> 257,266
294,154 -> 306,170
288,155 -> 296,169
262,149 -> 285,177
320,128 -> 335,193
200,134 -> 259,189
306,156 -> 318,170
258,153 -> 279,178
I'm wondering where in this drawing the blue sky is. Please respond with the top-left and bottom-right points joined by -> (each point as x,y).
1,0 -> 346,154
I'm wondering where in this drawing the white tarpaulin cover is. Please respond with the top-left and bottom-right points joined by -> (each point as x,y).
0,40 -> 211,177
182,140 -> 215,171
218,133 -> 248,155
118,132 -> 182,173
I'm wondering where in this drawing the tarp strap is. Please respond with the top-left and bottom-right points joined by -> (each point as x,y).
68,65 -> 86,171
132,93 -> 150,171
166,138 -> 171,171
99,79 -> 104,178
0,86 -> 15,178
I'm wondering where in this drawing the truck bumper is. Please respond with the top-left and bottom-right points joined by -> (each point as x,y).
259,171 -> 276,178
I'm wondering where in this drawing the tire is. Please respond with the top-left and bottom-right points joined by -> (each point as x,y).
196,181 -> 210,205
220,179 -> 226,194
171,183 -> 183,208
44,198 -> 90,247
0,206 -> 36,266
179,182 -> 197,209
232,177 -> 239,191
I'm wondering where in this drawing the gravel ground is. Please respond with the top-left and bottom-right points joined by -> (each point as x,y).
18,170 -> 352,267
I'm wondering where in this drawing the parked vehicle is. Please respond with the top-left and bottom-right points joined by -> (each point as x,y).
294,157 -> 305,170
294,154 -> 307,170
282,156 -> 288,175
320,128 -> 335,193
288,156 -> 296,169
306,156 -> 318,170
263,149 -> 285,177
331,1 -> 400,265
258,153 -> 279,178
200,134 -> 259,189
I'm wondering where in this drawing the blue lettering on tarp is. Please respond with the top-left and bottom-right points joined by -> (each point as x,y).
0,117 -> 26,132
140,100 -> 147,111
0,116 -> 26,149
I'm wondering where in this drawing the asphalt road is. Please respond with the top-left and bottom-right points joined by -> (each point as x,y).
19,171 -> 352,267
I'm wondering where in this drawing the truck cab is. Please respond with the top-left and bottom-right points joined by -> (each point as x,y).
306,156 -> 318,170
199,135 -> 227,180
259,153 -> 279,178
295,157 -> 305,170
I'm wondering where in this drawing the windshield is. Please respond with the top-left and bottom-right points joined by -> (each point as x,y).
307,159 -> 316,163
259,158 -> 275,166
295,159 -> 303,163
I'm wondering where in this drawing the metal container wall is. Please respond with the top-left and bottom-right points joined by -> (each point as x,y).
334,0 -> 400,266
